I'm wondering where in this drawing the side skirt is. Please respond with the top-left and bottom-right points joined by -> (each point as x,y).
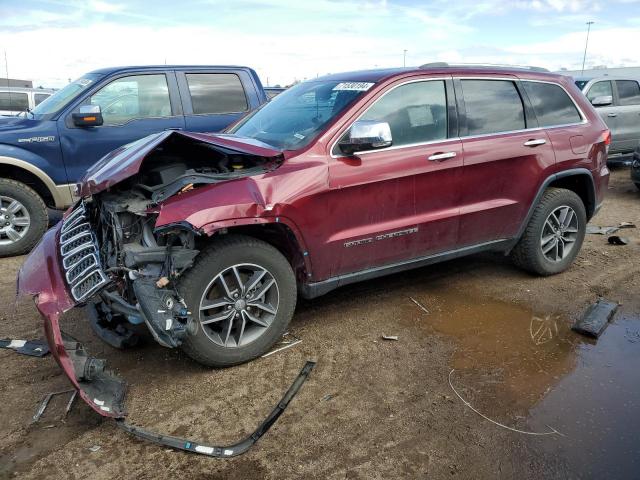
300,239 -> 513,299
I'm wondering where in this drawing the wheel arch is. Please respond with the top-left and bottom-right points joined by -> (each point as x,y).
0,156 -> 72,208
194,218 -> 312,285
507,168 -> 596,253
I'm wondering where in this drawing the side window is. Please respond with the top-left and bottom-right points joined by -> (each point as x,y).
616,80 -> 640,106
0,92 -> 28,111
185,73 -> 248,114
86,74 -> 171,126
586,81 -> 612,103
359,80 -> 447,147
34,93 -> 50,106
523,81 -> 582,127
461,80 -> 525,136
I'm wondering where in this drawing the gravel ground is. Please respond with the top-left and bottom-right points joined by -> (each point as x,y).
1,167 -> 638,479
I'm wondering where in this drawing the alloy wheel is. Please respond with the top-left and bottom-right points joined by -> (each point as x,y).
198,263 -> 279,348
540,205 -> 579,262
0,196 -> 31,246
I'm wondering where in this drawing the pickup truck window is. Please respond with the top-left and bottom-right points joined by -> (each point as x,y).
228,80 -> 371,150
586,81 -> 612,103
461,80 -> 525,136
615,80 -> 640,106
0,92 -> 28,112
86,74 -> 171,126
522,81 -> 582,127
360,80 -> 447,146
31,74 -> 100,117
185,73 -> 248,114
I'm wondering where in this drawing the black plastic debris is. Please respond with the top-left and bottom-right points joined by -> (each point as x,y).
572,299 -> 619,338
116,360 -> 316,458
608,235 -> 629,246
0,339 -> 49,357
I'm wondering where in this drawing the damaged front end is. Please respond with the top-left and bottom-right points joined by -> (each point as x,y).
17,130 -> 285,418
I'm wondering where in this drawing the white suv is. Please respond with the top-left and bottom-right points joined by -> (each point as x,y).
0,87 -> 55,116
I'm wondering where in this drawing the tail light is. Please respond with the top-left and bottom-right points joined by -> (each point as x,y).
603,130 -> 611,146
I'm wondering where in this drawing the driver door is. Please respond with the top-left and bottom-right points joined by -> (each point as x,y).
325,78 -> 462,277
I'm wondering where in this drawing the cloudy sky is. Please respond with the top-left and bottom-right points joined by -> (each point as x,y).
1,0 -> 640,88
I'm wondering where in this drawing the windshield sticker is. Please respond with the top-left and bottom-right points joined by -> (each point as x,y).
293,133 -> 305,140
333,82 -> 374,92
77,78 -> 93,87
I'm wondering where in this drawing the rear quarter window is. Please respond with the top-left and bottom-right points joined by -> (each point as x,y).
460,80 -> 525,136
522,81 -> 582,127
185,73 -> 249,114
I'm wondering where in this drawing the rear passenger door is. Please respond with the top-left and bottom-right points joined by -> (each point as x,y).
177,71 -> 255,132
456,78 -> 555,246
613,80 -> 640,153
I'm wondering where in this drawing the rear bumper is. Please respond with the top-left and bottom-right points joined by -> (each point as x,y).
17,223 -> 126,418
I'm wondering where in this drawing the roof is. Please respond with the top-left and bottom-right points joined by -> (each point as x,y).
86,65 -> 256,76
315,64 -> 563,84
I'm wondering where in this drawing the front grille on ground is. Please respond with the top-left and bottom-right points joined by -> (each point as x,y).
60,203 -> 109,302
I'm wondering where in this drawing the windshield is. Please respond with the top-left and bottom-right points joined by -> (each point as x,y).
228,80 -> 375,149
574,80 -> 589,91
31,74 -> 102,117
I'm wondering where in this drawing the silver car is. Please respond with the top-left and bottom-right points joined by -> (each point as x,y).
574,77 -> 640,163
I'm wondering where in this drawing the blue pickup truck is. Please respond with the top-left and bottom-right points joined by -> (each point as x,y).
0,65 -> 268,256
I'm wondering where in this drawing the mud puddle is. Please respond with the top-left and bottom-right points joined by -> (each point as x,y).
402,289 -> 640,478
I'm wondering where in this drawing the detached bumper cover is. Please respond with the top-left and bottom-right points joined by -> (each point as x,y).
17,223 -> 126,418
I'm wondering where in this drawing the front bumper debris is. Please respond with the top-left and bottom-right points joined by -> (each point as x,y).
117,361 -> 316,457
17,223 -> 126,418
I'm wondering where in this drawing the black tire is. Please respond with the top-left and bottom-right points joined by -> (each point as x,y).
634,183 -> 640,191
510,187 -> 586,276
0,179 -> 48,257
178,234 -> 297,367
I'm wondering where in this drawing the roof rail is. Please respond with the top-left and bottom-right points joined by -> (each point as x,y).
419,62 -> 549,73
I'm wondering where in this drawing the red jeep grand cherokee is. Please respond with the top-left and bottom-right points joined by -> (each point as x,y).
19,64 -> 609,416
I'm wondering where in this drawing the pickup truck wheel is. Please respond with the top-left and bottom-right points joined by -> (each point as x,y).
178,235 -> 297,367
510,187 -> 586,276
0,179 -> 48,257
634,183 -> 640,191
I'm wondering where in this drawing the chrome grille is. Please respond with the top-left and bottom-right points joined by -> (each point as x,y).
60,203 -> 109,302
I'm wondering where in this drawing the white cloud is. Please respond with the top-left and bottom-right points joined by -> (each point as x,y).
87,1 -> 125,13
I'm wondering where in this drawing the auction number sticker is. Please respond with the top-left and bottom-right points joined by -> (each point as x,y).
333,82 -> 374,91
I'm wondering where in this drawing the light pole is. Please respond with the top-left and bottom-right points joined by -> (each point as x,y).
581,21 -> 594,75
403,49 -> 408,67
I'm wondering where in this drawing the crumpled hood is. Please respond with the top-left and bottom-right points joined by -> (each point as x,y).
77,131 -> 283,197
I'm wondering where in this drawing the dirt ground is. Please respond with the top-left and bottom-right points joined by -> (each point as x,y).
1,168 -> 639,479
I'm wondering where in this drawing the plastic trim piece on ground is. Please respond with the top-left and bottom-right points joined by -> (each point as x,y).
115,360 -> 316,457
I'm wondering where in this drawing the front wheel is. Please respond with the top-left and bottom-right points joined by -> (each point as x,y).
510,188 -> 587,276
178,235 -> 297,367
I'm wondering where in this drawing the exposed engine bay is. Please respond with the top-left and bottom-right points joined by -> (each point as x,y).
68,132 -> 282,350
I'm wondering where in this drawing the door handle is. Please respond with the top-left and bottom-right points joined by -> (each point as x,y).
523,139 -> 547,147
607,113 -> 618,118
428,151 -> 457,161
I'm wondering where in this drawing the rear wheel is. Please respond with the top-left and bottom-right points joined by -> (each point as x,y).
0,179 -> 48,257
510,188 -> 586,276
178,235 -> 297,367
634,183 -> 640,191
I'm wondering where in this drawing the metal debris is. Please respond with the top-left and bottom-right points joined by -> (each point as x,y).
382,335 -> 399,341
88,445 -> 101,453
586,225 -> 619,235
572,299 -> 619,338
409,297 -> 430,314
619,222 -> 636,229
32,389 -> 76,423
261,332 -> 302,358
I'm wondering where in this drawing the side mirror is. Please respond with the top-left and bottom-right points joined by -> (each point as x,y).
590,95 -> 613,107
339,120 -> 392,155
72,105 -> 104,127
